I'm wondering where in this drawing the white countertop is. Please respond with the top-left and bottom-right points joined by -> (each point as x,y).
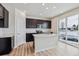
33,33 -> 57,37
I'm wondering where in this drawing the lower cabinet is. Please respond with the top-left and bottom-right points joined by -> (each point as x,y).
0,37 -> 12,55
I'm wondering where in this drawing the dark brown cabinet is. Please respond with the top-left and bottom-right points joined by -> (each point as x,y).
0,4 -> 9,28
26,18 -> 51,28
0,37 -> 12,55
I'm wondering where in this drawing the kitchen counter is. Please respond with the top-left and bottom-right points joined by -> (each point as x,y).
33,33 -> 56,37
33,34 -> 58,53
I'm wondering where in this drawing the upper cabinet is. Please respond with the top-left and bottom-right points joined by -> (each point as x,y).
0,4 -> 9,28
26,18 -> 51,29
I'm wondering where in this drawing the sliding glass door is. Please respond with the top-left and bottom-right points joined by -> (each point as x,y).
58,18 -> 66,41
66,15 -> 79,46
58,14 -> 79,47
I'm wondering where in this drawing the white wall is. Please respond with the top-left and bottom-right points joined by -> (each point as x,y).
15,8 -> 26,47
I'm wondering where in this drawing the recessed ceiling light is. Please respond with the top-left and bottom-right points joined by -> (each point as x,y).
40,13 -> 42,15
24,3 -> 27,4
53,6 -> 57,9
42,3 -> 45,6
60,11 -> 64,13
46,7 -> 48,10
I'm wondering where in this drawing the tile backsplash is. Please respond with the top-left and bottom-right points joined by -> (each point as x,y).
26,28 -> 51,33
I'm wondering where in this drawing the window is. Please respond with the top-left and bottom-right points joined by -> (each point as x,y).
0,4 -> 9,28
58,14 -> 79,47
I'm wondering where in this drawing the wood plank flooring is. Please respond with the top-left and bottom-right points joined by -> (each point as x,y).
8,41 -> 79,56
9,43 -> 28,56
9,42 -> 34,56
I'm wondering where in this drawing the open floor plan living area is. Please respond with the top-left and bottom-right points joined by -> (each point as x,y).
1,3 -> 79,56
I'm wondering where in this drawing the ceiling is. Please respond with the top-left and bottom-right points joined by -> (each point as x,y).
2,3 -> 79,19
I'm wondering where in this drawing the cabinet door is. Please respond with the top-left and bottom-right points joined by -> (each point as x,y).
26,19 -> 37,28
31,19 -> 37,28
0,5 -> 3,19
47,21 -> 51,28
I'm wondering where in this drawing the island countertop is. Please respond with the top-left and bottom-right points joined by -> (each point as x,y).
33,33 -> 57,37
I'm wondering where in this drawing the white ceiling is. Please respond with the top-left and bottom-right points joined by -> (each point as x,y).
2,3 -> 79,19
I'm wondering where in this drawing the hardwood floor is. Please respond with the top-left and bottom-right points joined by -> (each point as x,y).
8,41 -> 79,56
9,43 -> 28,56
9,42 -> 34,56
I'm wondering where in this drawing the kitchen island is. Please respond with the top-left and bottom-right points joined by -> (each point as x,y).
33,34 -> 58,53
